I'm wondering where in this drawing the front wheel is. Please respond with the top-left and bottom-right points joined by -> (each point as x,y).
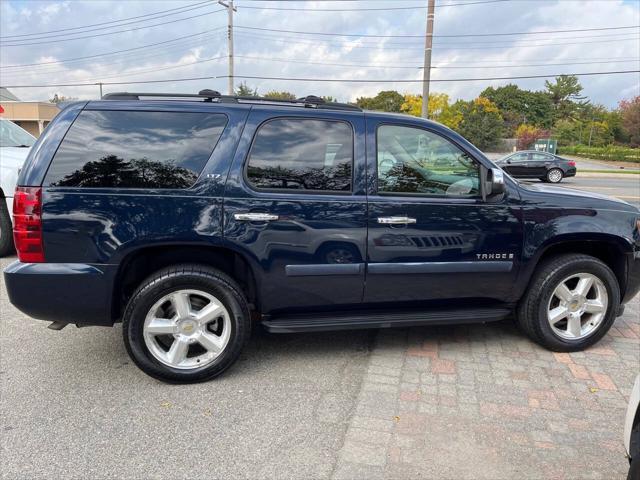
123,265 -> 251,383
546,168 -> 564,183
516,254 -> 619,352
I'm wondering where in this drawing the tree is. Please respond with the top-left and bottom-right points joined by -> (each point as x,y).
481,84 -> 553,133
619,96 -> 640,146
516,124 -> 551,150
545,75 -> 588,121
263,91 -> 297,101
399,92 -> 461,129
49,93 -> 78,103
235,82 -> 258,96
453,97 -> 504,151
355,90 -> 404,112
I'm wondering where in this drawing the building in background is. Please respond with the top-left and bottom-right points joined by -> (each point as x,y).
0,87 -> 59,137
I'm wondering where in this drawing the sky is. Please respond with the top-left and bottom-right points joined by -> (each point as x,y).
0,0 -> 639,108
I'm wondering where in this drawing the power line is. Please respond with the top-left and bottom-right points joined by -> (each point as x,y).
234,24 -> 639,39
233,54 -> 640,70
4,69 -> 638,88
0,9 -> 226,47
0,1 -> 212,39
0,29 -> 226,69
233,31 -> 640,50
0,2 -> 217,41
235,0 -> 510,11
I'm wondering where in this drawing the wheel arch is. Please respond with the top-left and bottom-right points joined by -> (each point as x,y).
521,234 -> 630,302
112,243 -> 261,321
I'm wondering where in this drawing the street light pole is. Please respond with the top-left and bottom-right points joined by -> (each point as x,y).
218,0 -> 236,95
421,0 -> 436,119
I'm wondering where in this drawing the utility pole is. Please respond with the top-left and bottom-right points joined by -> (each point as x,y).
218,0 -> 236,95
421,0 -> 435,119
98,82 -> 103,99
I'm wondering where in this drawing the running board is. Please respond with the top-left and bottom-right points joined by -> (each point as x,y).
261,307 -> 512,334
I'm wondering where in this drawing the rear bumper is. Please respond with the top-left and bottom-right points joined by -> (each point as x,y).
564,167 -> 577,178
3,261 -> 116,326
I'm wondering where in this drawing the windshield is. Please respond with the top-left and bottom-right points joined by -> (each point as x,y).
0,119 -> 36,147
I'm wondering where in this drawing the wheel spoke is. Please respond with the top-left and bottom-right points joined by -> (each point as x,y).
195,302 -> 225,326
166,338 -> 189,365
171,292 -> 192,319
548,306 -> 569,325
198,332 -> 224,354
574,276 -> 594,297
146,318 -> 176,335
584,300 -> 605,314
554,283 -> 573,303
566,314 -> 583,338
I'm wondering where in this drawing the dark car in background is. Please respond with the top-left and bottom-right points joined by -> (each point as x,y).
496,150 -> 577,183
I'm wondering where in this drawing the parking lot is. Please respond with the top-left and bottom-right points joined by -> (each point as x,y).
1,174 -> 638,480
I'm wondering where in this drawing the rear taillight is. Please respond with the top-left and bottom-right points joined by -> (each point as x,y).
12,187 -> 44,263
567,161 -> 576,167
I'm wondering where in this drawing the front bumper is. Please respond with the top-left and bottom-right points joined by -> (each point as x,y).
3,261 -> 116,326
623,252 -> 640,304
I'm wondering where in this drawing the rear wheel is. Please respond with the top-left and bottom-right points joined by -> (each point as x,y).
546,168 -> 563,183
516,254 -> 619,351
123,264 -> 251,383
0,200 -> 14,257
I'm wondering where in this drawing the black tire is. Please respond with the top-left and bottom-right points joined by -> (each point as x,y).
0,200 -> 14,257
516,253 -> 619,352
629,455 -> 639,480
546,168 -> 564,183
122,264 -> 251,383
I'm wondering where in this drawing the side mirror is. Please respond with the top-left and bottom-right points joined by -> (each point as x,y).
489,168 -> 506,195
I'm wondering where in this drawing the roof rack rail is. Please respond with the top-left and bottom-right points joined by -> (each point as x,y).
101,91 -> 362,112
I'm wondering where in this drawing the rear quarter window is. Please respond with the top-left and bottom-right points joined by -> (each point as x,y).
44,110 -> 227,189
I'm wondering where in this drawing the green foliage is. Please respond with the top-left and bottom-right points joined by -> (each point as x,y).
263,91 -> 297,101
235,82 -> 258,97
356,90 -> 404,112
619,96 -> 640,146
557,145 -> 640,163
481,84 -> 553,133
452,97 -> 503,151
545,75 -> 588,121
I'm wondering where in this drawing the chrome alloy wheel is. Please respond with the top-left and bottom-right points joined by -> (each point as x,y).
143,289 -> 231,370
547,169 -> 563,183
547,273 -> 608,340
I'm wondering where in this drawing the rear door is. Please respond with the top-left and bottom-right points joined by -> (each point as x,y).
223,107 -> 367,314
530,152 -> 554,177
363,119 -> 523,305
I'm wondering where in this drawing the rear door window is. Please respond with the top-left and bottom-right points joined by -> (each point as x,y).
246,118 -> 353,192
45,110 -> 226,188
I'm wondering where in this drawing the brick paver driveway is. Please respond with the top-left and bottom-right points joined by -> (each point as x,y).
335,296 -> 639,480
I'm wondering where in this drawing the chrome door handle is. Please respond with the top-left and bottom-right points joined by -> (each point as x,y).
233,213 -> 279,221
377,216 -> 416,225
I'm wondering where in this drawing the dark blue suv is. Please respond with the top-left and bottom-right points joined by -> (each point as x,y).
4,91 -> 640,383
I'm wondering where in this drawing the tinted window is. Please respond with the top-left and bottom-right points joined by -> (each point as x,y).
377,125 -> 479,196
510,153 -> 529,162
45,110 -> 226,188
246,119 -> 352,192
532,153 -> 552,161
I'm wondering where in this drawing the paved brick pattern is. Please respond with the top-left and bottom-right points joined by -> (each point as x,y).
333,296 -> 639,480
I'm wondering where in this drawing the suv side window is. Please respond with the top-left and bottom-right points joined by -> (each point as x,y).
377,125 -> 480,197
45,110 -> 227,189
246,118 -> 353,192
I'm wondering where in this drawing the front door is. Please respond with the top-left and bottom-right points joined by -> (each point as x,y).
223,108 -> 367,314
504,152 -> 531,177
363,121 -> 523,306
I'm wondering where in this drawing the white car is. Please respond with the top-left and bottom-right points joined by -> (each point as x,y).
0,118 -> 36,256
625,374 -> 640,480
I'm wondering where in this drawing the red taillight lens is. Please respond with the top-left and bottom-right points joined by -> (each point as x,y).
567,161 -> 576,167
12,187 -> 44,263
